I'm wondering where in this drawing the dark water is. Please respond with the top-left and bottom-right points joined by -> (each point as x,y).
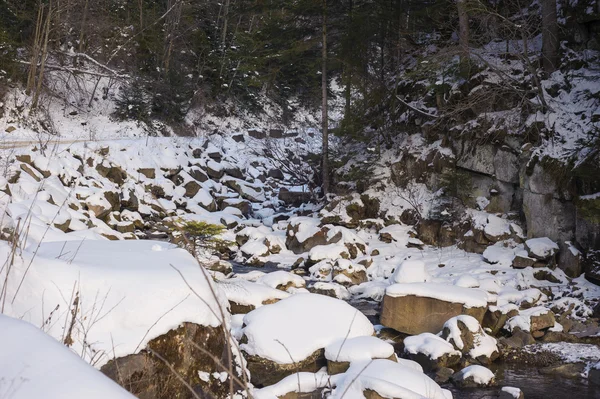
442,363 -> 600,399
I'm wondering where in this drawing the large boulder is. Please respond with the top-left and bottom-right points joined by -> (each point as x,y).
241,294 -> 374,387
381,283 -> 489,335
102,323 -> 236,399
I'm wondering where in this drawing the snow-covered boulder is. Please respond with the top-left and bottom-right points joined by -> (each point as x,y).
241,293 -> 374,386
0,315 -> 135,399
404,333 -> 461,371
331,359 -> 451,399
220,278 -> 290,314
390,259 -> 430,284
332,259 -> 368,286
381,283 -> 490,335
440,315 -> 499,365
325,336 -> 396,374
525,237 -> 559,260
451,365 -> 495,388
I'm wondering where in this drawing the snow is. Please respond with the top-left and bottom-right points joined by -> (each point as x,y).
0,314 -> 135,399
404,333 -> 460,360
324,336 -> 395,363
501,387 -> 523,398
1,240 -> 229,367
455,365 -> 494,385
442,316 -> 498,359
241,294 -> 374,364
331,359 -> 451,399
219,278 -> 289,308
252,369 -> 330,399
256,270 -> 306,289
386,283 -> 491,308
390,259 -> 431,284
308,243 -> 349,262
525,237 -> 559,258
505,306 -> 551,332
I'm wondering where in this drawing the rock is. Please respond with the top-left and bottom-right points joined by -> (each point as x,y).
221,198 -> 251,216
483,307 -> 519,335
269,128 -> 284,138
435,367 -> 455,384
183,180 -> 201,197
558,242 -> 583,278
248,128 -> 266,139
188,166 -> 209,182
451,365 -> 495,388
539,362 -> 585,378
589,365 -> 600,386
440,315 -> 499,365
417,219 -> 442,246
512,255 -> 536,269
207,260 -> 233,274
380,284 -> 488,335
232,133 -> 245,143
404,333 -> 461,371
498,329 -> 536,348
493,148 -> 519,184
101,322 -> 236,399
245,349 -> 325,388
286,223 -> 340,255
20,163 -> 42,181
523,190 -> 575,245
268,168 -> 285,179
499,387 -> 524,399
530,311 -> 556,332
525,237 -> 559,260
206,161 -> 225,179
96,162 -> 126,185
224,165 -> 244,179
5,126 -> 16,133
137,168 -> 156,179
332,260 -> 368,286
456,142 -> 495,176
279,188 -> 312,207
223,178 -> 265,203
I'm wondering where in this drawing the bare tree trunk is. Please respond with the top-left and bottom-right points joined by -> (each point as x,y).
321,0 -> 329,195
221,0 -> 231,49
457,0 -> 470,78
27,3 -> 45,94
541,0 -> 559,74
76,0 -> 90,65
33,1 -> 53,109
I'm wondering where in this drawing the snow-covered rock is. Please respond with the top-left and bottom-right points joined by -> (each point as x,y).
0,315 -> 135,399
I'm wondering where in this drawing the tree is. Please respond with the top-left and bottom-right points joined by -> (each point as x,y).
541,0 -> 559,74
457,0 -> 470,78
321,0 -> 329,195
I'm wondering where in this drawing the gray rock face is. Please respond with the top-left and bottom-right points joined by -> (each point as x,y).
493,148 -> 520,184
523,190 -> 575,244
456,143 -> 495,176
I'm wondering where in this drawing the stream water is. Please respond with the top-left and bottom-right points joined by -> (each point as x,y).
442,362 -> 600,398
232,264 -> 600,398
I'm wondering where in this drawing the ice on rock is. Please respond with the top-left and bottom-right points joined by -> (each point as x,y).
241,294 -> 374,364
